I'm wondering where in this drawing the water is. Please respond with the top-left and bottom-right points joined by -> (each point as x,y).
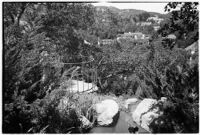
89,111 -> 149,133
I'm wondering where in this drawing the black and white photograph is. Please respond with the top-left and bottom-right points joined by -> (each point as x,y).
2,0 -> 199,133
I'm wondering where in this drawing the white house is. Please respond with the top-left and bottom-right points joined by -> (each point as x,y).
147,15 -> 164,24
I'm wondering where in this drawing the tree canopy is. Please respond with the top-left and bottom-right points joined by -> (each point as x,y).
159,2 -> 199,48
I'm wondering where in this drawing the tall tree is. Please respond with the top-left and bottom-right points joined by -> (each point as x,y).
39,3 -> 95,56
159,2 -> 199,48
3,3 -> 30,26
93,7 -> 121,39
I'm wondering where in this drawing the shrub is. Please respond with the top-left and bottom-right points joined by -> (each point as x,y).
146,57 -> 199,133
4,88 -> 96,133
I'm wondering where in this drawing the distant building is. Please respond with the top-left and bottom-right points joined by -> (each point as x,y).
136,22 -> 152,26
101,39 -> 114,45
116,32 -> 150,45
147,15 -> 164,24
140,22 -> 152,26
118,32 -> 146,40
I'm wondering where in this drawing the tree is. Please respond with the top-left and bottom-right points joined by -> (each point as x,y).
92,7 -> 121,39
159,2 -> 199,48
39,3 -> 95,55
142,25 -> 155,35
138,12 -> 151,21
3,3 -> 30,26
124,23 -> 137,33
3,2 -> 97,133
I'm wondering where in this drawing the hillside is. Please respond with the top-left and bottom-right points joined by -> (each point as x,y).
95,6 -> 168,18
94,5 -> 169,39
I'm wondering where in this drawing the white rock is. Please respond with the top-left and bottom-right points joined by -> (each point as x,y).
84,40 -> 91,45
94,99 -> 119,126
68,80 -> 98,93
131,98 -> 158,132
160,97 -> 167,102
124,98 -> 138,109
167,34 -> 176,39
140,109 -> 159,131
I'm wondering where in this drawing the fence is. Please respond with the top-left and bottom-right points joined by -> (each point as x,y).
61,54 -> 98,93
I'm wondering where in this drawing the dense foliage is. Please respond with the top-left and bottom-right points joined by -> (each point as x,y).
3,2 -> 199,133
158,2 -> 199,48
3,3 -> 97,133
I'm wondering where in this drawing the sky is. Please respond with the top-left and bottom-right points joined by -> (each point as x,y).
92,2 -> 168,14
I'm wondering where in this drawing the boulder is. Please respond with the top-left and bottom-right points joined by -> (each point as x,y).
160,97 -> 167,102
94,99 -> 119,126
140,109 -> 160,131
131,98 -> 159,132
124,98 -> 139,109
166,34 -> 176,39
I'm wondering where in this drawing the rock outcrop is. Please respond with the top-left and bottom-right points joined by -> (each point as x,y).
126,98 -> 166,132
94,99 -> 119,126
132,98 -> 158,131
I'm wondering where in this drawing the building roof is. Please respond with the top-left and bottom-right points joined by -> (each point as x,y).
185,41 -> 198,52
166,34 -> 176,39
123,32 -> 144,36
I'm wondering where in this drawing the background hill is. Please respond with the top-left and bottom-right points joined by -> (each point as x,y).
95,6 -> 168,19
93,6 -> 169,39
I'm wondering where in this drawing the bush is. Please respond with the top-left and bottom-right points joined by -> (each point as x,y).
4,88 -> 94,133
145,52 -> 199,133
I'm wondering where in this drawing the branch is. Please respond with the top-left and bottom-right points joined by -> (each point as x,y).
16,3 -> 29,26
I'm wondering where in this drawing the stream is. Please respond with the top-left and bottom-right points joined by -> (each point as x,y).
89,111 -> 149,133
